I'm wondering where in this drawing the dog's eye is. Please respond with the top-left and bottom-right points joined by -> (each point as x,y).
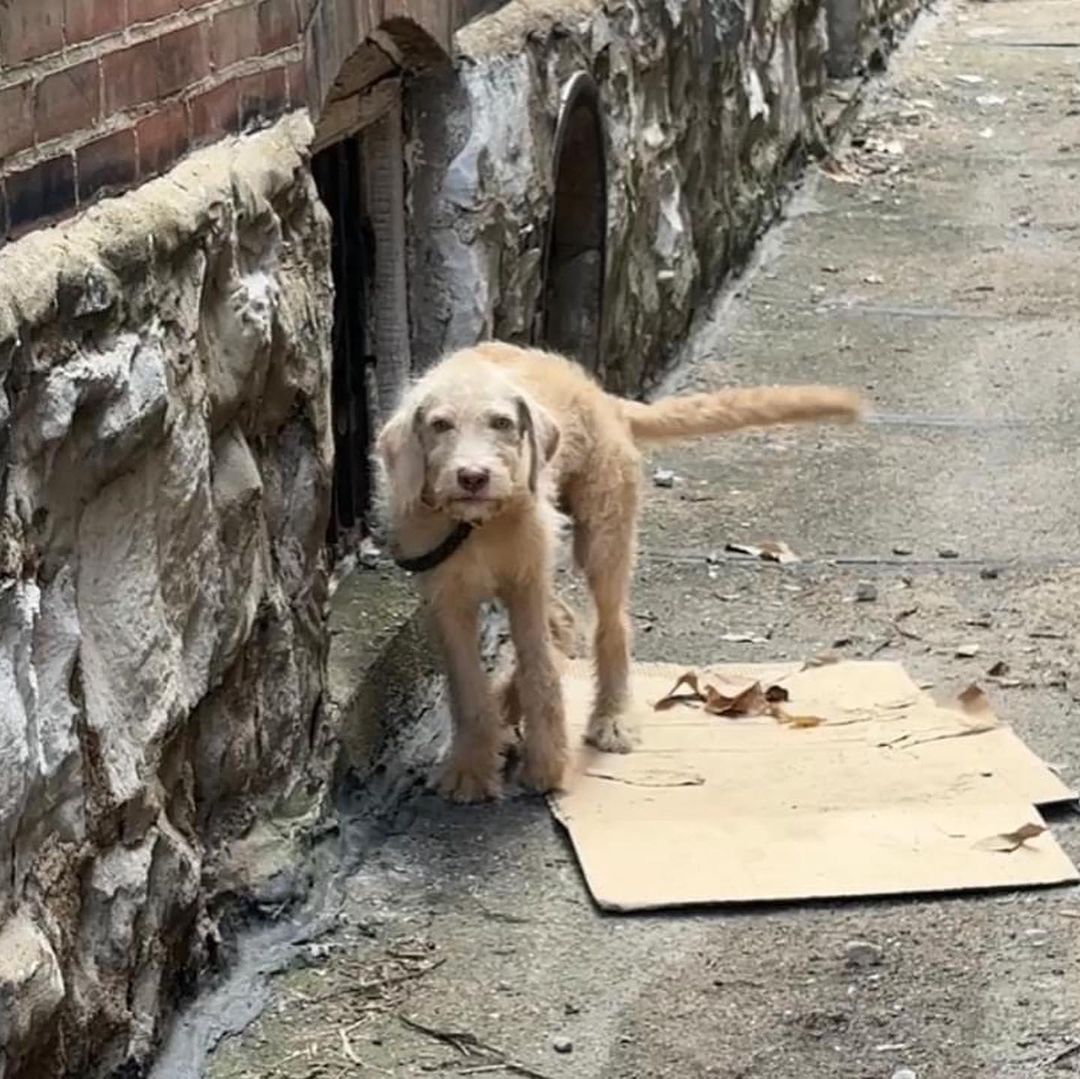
489,415 -> 515,432
429,417 -> 454,434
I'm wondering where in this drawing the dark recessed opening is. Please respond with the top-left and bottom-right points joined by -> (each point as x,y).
312,136 -> 375,557
538,73 -> 607,371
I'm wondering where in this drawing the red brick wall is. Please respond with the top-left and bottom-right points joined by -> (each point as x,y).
0,0 -> 307,241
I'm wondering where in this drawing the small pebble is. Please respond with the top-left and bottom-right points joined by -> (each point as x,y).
359,537 -> 381,569
844,939 -> 884,968
553,1037 -> 574,1054
938,547 -> 960,559
980,567 -> 1000,580
892,1069 -> 918,1079
653,468 -> 676,488
855,581 -> 878,603
892,545 -> 913,556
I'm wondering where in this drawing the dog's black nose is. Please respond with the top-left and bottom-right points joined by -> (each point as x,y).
457,467 -> 490,494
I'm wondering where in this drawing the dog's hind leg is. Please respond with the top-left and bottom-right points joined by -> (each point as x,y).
570,455 -> 641,753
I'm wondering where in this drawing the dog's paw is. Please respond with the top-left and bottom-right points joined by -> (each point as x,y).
519,742 -> 568,794
434,752 -> 503,803
585,715 -> 640,754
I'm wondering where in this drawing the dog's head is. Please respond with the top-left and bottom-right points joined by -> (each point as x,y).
376,362 -> 560,524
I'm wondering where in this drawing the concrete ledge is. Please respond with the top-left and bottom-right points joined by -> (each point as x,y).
326,568 -> 447,814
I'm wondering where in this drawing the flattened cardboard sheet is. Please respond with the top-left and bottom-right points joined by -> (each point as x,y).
549,660 -> 1078,911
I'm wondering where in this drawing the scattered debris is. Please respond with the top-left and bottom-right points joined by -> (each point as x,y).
855,581 -> 879,602
864,273 -> 885,285
987,660 -> 1009,677
938,547 -> 960,559
955,73 -> 985,85
892,1068 -> 919,1079
718,632 -> 770,644
976,94 -> 1007,107
552,1038 -> 574,1055
892,544 -> 913,556
652,468 -> 677,488
980,566 -> 1000,580
844,940 -> 884,969
966,612 -> 993,628
726,540 -> 800,564
653,670 -> 824,728
955,643 -> 981,658
1030,627 -> 1066,640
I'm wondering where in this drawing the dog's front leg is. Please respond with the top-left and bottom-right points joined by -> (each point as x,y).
504,582 -> 568,793
431,598 -> 506,803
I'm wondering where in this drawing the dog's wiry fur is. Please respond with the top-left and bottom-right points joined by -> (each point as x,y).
376,341 -> 863,802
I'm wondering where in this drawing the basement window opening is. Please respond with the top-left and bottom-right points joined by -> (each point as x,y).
538,72 -> 608,372
312,135 -> 376,559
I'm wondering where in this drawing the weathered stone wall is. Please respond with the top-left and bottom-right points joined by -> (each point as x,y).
0,112 -> 334,1079
405,0 -> 832,393
824,0 -> 923,77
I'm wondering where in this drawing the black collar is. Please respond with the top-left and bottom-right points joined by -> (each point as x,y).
393,521 -> 475,573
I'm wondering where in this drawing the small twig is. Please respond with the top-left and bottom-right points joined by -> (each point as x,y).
340,1028 -> 362,1065
398,1016 -> 554,1079
399,1015 -> 493,1058
891,606 -> 923,640
308,958 -> 447,1005
868,635 -> 895,657
1045,1041 -> 1080,1067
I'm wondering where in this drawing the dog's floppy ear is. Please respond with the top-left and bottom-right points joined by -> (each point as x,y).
376,401 -> 426,511
516,395 -> 560,494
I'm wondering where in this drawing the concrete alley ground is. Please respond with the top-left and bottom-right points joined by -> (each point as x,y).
203,1 -> 1080,1075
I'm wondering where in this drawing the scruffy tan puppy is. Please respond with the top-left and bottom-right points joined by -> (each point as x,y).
376,341 -> 862,802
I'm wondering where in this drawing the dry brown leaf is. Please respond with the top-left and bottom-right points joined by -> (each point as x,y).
957,683 -> 992,715
654,670 -> 703,711
770,704 -> 827,729
759,540 -> 801,565
821,158 -> 864,185
704,681 -> 767,717
989,822 -> 1047,852
787,714 -> 826,729
725,540 -> 800,565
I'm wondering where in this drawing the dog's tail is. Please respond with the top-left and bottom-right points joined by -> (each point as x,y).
620,385 -> 864,444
